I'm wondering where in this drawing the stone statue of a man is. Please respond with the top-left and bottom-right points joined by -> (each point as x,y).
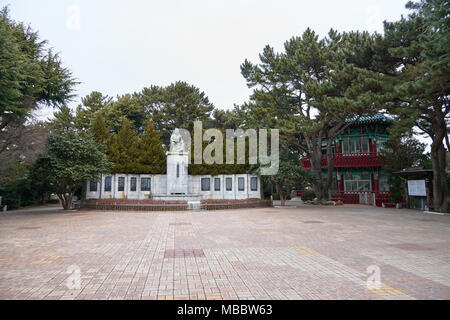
169,128 -> 185,153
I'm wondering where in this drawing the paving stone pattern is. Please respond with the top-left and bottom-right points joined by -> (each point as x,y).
0,205 -> 449,300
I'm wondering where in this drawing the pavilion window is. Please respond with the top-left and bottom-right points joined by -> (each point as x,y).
343,169 -> 372,191
361,138 -> 369,152
342,138 -> 370,153
379,171 -> 389,191
141,178 -> 151,191
355,139 -> 362,153
342,139 -> 352,153
105,176 -> 112,192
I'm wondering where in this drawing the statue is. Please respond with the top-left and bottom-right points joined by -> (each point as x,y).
169,128 -> 185,153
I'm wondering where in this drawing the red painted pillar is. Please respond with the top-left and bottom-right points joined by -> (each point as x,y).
372,168 -> 379,206
338,180 -> 344,192
373,179 -> 379,193
337,170 -> 344,201
373,169 -> 379,193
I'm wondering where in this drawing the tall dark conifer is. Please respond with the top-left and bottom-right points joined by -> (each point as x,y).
136,121 -> 166,174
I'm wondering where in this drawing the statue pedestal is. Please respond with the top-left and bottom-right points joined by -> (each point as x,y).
166,151 -> 189,195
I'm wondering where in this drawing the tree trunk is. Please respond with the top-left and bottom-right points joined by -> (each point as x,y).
438,147 -> 448,212
325,141 -> 335,201
57,192 -> 74,210
311,160 -> 332,201
275,183 -> 286,206
80,181 -> 87,208
310,151 -> 327,201
40,192 -> 48,204
431,137 -> 449,213
280,193 -> 286,206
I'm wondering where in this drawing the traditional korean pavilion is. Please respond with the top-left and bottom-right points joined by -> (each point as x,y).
301,114 -> 393,206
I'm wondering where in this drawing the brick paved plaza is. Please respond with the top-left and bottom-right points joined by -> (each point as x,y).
0,205 -> 449,300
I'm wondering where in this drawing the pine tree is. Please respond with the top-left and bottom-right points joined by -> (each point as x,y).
107,118 -> 139,173
75,91 -> 112,132
106,94 -> 146,133
51,106 -> 75,133
90,112 -> 109,144
240,29 -> 384,200
136,121 -> 166,174
106,133 -> 119,171
144,81 -> 215,145
377,0 -> 450,212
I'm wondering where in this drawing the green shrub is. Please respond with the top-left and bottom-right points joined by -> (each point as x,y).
272,193 -> 280,200
0,179 -> 42,210
389,176 -> 403,203
263,193 -> 272,200
0,185 -> 21,209
301,190 -> 316,201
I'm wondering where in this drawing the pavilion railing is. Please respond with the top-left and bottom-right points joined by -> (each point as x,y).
330,190 -> 391,207
301,152 -> 382,169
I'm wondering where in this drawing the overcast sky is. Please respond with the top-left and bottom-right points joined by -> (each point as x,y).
3,0 -> 411,119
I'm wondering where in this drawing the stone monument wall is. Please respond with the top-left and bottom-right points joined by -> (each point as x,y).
86,173 -> 261,200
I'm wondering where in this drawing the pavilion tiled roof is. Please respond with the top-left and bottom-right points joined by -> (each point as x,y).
346,114 -> 394,125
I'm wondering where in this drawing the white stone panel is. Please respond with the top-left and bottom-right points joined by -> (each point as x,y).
127,175 -> 139,199
223,175 -> 235,200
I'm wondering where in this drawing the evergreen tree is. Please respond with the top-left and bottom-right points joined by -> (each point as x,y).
258,149 -> 311,206
380,132 -> 430,204
107,118 -> 139,173
106,94 -> 146,133
136,121 -> 166,174
41,131 -> 111,210
376,0 -> 450,212
135,81 -> 215,145
0,7 -> 76,136
241,29 -> 383,200
90,112 -> 109,144
75,91 -> 112,132
211,108 -> 243,130
51,106 -> 75,133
